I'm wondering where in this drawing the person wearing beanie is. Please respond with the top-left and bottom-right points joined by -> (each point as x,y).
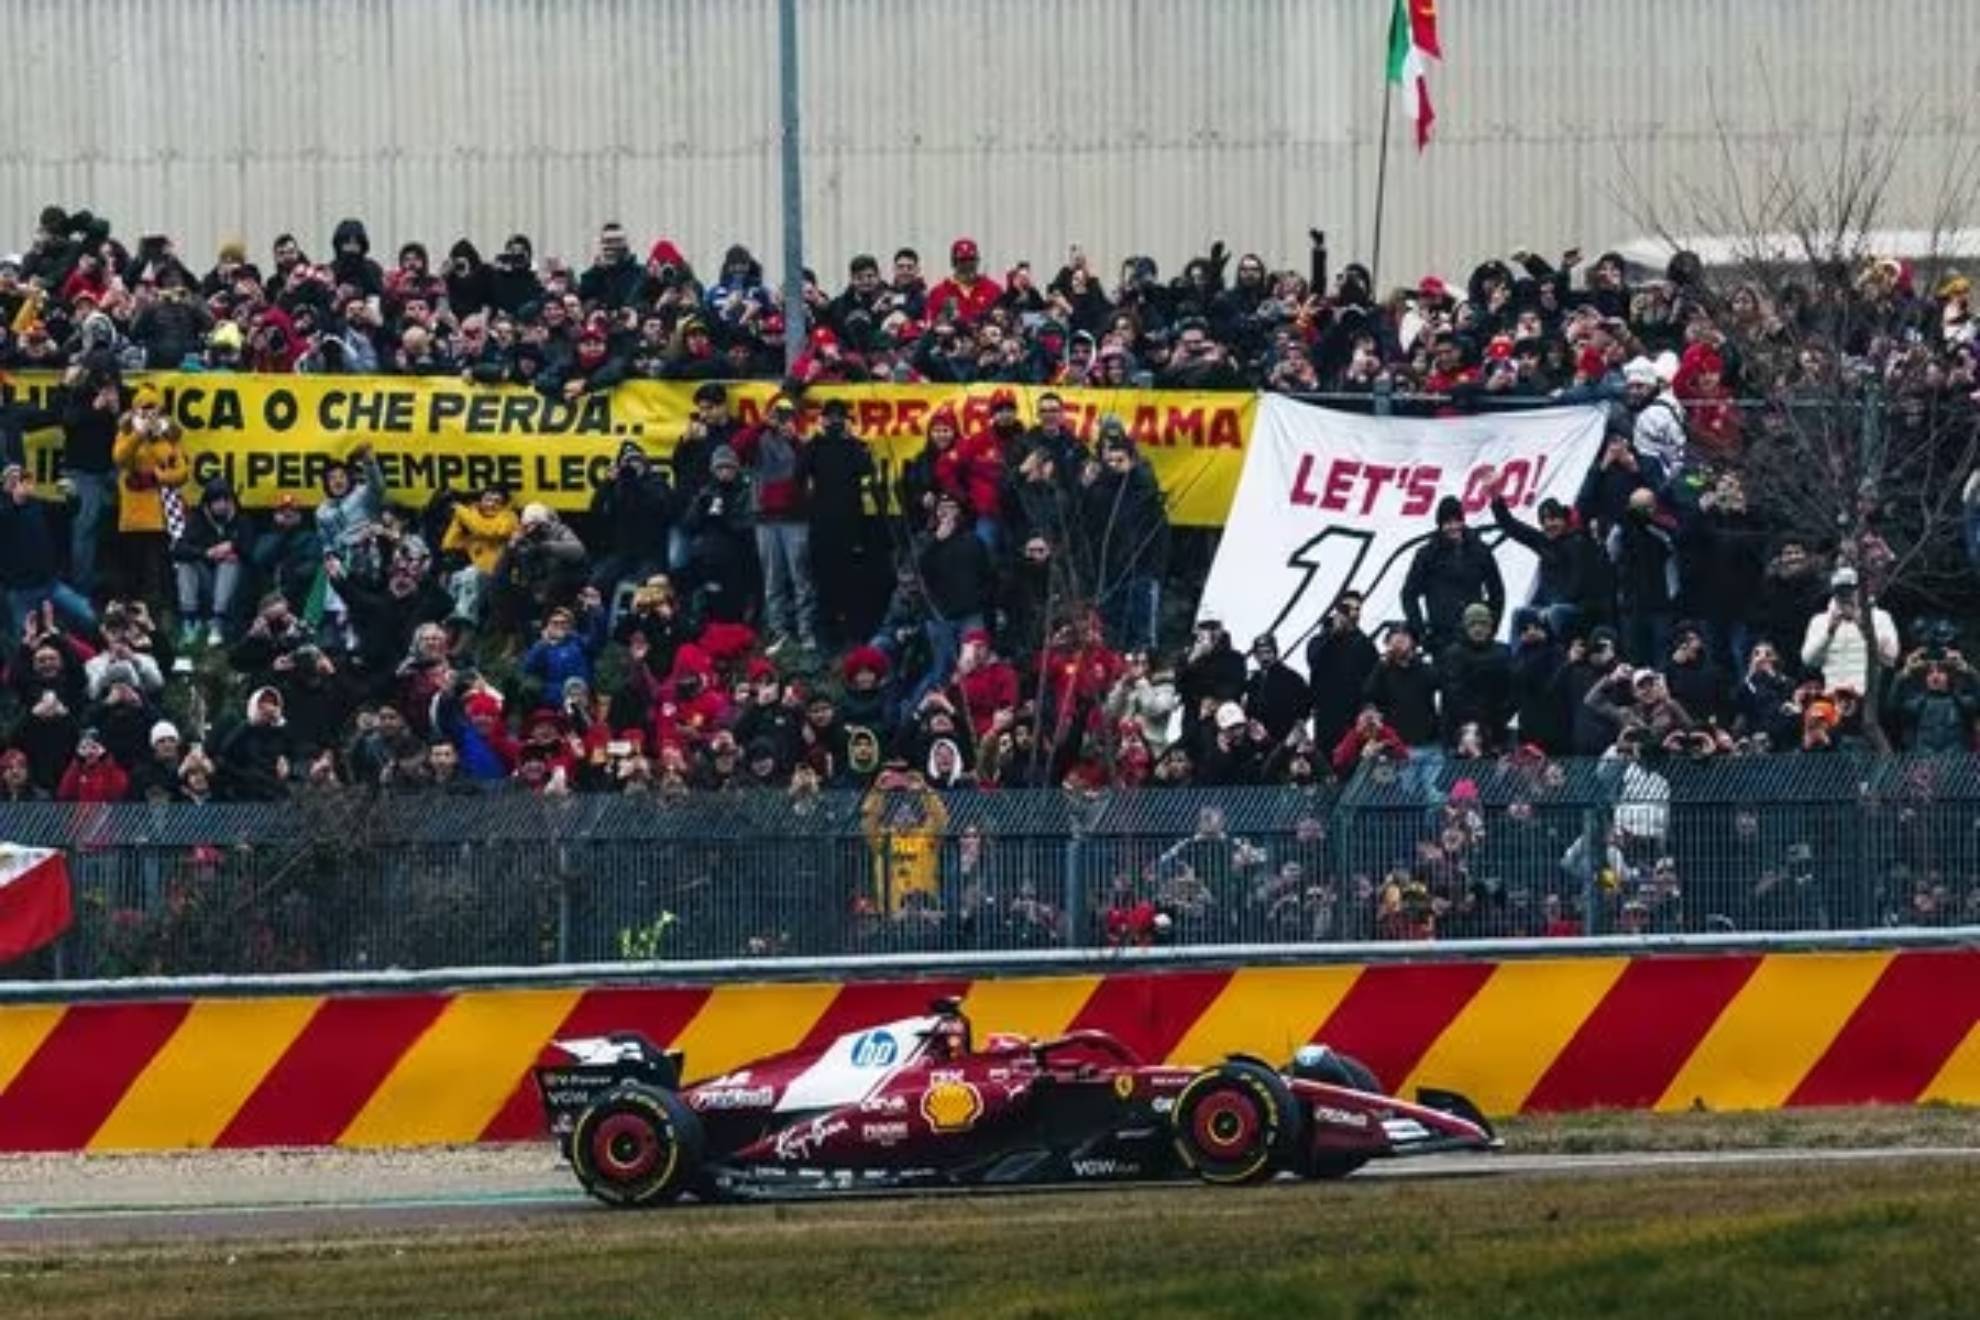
589,439 -> 674,598
1489,479 -> 1613,640
169,476 -> 249,649
1401,496 -> 1504,652
200,239 -> 261,299
681,442 -> 756,625
110,386 -> 190,602
1438,602 -> 1513,749
129,720 -> 185,801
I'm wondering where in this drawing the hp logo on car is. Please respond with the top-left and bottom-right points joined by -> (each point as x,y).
850,1031 -> 898,1068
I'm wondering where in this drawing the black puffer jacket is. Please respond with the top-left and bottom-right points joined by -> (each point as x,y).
1402,532 -> 1504,647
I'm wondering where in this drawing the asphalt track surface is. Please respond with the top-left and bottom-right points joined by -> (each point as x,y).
5,1146 -> 1980,1247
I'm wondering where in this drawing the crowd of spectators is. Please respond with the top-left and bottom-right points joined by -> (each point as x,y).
3,207 -> 1980,947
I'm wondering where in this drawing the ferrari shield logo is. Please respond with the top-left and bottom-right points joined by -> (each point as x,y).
921,1079 -> 982,1132
1113,1074 -> 1135,1100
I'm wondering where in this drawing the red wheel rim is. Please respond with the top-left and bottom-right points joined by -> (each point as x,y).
1191,1090 -> 1261,1156
591,1112 -> 661,1181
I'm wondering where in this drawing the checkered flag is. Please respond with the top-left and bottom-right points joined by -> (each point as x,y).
160,483 -> 187,544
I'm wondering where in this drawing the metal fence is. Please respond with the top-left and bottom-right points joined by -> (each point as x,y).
6,753 -> 1980,980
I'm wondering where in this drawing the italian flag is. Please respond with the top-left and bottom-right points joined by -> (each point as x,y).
0,844 -> 71,964
1387,0 -> 1442,150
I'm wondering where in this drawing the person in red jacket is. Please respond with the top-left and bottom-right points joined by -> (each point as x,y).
1331,704 -> 1411,779
937,417 -> 1007,552
925,238 -> 1002,327
953,629 -> 1019,738
58,727 -> 129,802
633,639 -> 733,752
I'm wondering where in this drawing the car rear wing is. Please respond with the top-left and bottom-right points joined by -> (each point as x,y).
533,1032 -> 684,1147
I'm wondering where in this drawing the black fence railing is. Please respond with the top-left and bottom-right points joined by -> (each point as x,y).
6,753 -> 1980,980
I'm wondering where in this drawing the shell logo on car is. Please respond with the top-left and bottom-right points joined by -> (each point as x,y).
921,1080 -> 982,1133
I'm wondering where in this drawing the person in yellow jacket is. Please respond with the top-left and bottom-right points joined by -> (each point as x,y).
110,385 -> 190,601
860,762 -> 951,915
441,485 -> 520,625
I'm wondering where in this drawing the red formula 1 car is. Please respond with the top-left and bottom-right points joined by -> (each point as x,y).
536,998 -> 1497,1206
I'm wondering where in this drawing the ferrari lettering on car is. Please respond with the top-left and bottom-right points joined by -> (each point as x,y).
534,997 -> 1498,1207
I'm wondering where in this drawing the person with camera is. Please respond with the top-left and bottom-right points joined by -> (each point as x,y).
1891,639 -> 1979,753
574,223 -> 641,310
1305,590 -> 1378,753
1157,318 -> 1245,390
587,440 -> 672,600
1798,564 -> 1900,700
110,384 -> 189,604
912,491 -> 994,707
1585,664 -> 1695,751
483,233 -> 541,316
439,240 -> 493,318
680,446 -> 756,626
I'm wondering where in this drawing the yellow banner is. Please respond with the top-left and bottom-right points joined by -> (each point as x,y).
7,374 -> 1251,528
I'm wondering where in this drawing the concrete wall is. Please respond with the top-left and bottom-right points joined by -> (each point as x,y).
2,947 -> 1975,1150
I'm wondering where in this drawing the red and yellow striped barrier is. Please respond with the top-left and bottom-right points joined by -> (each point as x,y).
1,949 -> 1976,1151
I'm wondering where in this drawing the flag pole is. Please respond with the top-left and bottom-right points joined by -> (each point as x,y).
1371,7 -> 1396,294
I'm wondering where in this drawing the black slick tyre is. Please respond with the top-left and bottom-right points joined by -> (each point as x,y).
568,1083 -> 705,1207
1170,1060 -> 1304,1186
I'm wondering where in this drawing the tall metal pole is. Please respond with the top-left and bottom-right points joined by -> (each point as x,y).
778,0 -> 807,377
1370,67 -> 1395,294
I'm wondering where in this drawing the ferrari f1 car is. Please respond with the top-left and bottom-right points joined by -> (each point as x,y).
535,997 -> 1497,1206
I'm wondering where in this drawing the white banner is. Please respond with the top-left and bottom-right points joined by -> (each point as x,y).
1200,397 -> 1608,674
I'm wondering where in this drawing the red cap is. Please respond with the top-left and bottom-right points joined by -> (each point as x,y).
843,645 -> 891,680
1418,275 -> 1450,300
988,388 -> 1018,411
962,627 -> 992,647
1487,335 -> 1515,361
951,237 -> 979,262
746,657 -> 777,682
